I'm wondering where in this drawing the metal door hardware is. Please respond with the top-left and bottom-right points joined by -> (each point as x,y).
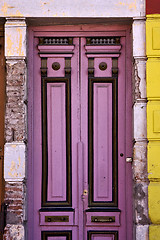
126,157 -> 133,163
91,216 -> 115,223
45,216 -> 69,222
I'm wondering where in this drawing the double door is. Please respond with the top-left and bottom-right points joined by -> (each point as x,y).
28,29 -> 132,240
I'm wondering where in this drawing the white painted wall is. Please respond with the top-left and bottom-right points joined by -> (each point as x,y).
0,0 -> 145,18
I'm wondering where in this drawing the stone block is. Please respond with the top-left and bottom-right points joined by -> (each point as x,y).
5,18 -> 26,57
134,182 -> 149,225
4,142 -> 25,181
133,19 -> 146,58
134,102 -> 147,140
136,225 -> 149,240
3,224 -> 24,240
133,142 -> 147,181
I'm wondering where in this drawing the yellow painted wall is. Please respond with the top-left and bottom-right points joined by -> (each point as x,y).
147,14 -> 160,239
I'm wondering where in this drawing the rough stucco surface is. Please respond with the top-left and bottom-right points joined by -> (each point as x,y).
3,182 -> 25,240
5,60 -> 26,142
2,6 -> 147,239
3,224 -> 24,240
132,17 -> 149,239
4,58 -> 26,240
0,0 -> 145,18
4,182 -> 24,225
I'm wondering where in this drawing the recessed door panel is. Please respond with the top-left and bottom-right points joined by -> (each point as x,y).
29,28 -> 132,240
47,82 -> 67,202
42,77 -> 72,207
93,83 -> 112,202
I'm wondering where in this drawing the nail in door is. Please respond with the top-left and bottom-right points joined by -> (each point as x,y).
29,33 -> 132,240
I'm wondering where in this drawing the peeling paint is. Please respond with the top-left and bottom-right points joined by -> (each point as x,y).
6,33 -> 14,56
4,143 -> 26,181
15,28 -> 24,56
5,19 -> 26,57
134,60 -> 141,100
15,10 -> 23,16
4,224 -> 24,240
1,2 -> 23,17
0,0 -> 145,17
116,0 -> 137,10
1,2 -> 10,15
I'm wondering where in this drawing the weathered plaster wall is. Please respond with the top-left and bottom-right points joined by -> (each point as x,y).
0,0 -> 145,18
2,0 -> 147,240
146,14 -> 160,240
132,18 -> 149,239
3,18 -> 27,240
0,26 -> 5,240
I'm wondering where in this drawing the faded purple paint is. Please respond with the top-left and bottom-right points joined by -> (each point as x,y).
47,58 -> 65,77
91,235 -> 114,240
47,83 -> 66,201
94,58 -> 112,77
48,237 -> 66,240
28,25 -> 132,240
93,83 -> 112,202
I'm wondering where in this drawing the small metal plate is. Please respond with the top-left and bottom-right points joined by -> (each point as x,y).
45,216 -> 69,223
91,216 -> 115,223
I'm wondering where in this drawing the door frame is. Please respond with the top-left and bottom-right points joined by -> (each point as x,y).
27,23 -> 133,239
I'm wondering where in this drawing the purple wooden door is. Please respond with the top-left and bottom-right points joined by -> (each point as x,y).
28,29 -> 132,240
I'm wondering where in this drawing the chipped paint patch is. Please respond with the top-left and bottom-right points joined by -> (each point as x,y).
4,224 -> 24,240
1,2 -> 24,17
5,18 -> 26,57
15,28 -> 24,56
116,0 -> 137,10
1,2 -> 10,15
6,34 -> 13,56
15,10 -> 23,16
4,142 -> 25,181
40,0 -> 55,15
0,0 -> 144,17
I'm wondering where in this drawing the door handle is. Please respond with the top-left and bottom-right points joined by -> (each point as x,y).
126,157 -> 132,163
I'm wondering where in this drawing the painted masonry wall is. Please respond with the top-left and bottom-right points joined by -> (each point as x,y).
0,0 -> 147,239
146,0 -> 160,239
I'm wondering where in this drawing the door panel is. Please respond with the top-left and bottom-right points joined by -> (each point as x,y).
93,83 -> 112,202
88,77 -> 117,207
29,31 -> 132,240
47,82 -> 67,202
42,77 -> 71,207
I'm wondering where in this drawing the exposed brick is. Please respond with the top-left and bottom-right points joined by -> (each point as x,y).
5,60 -> 26,142
3,224 -> 24,240
4,182 -> 25,225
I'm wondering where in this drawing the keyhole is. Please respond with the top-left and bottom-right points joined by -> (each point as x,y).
83,190 -> 88,195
